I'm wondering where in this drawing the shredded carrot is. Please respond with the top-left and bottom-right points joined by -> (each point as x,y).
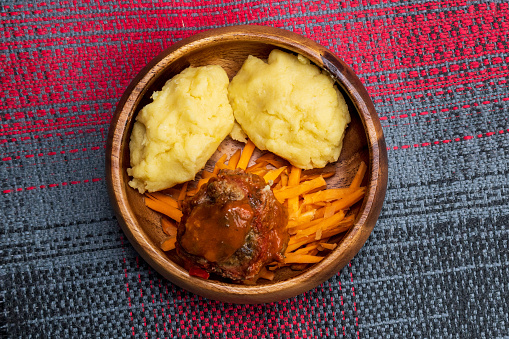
236,139 -> 256,170
246,161 -> 268,173
291,242 -> 320,255
161,217 -> 178,237
270,181 -> 280,190
280,172 -> 289,187
227,149 -> 242,169
315,227 -> 323,240
293,211 -> 346,240
285,219 -> 353,252
288,166 -> 302,185
160,237 -> 177,251
287,166 -> 302,219
287,210 -> 315,229
249,168 -> 269,178
263,166 -> 287,184
323,203 -> 336,219
302,187 -> 354,205
288,217 -> 323,234
318,242 -> 337,251
144,196 -> 183,222
350,161 -> 367,188
284,253 -> 324,264
264,158 -> 287,168
273,176 -> 326,202
255,152 -> 277,163
213,154 -> 228,175
177,182 -> 188,208
328,188 -> 366,212
257,267 -> 275,281
300,172 -> 336,182
146,192 -> 179,209
143,140 -> 367,276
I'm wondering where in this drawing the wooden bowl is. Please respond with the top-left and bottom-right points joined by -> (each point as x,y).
106,25 -> 388,304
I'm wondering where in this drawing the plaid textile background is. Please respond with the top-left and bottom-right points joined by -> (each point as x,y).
1,0 -> 508,338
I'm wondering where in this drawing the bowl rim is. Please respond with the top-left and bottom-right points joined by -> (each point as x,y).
106,24 -> 388,304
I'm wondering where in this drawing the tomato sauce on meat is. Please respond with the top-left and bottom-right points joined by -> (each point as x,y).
176,168 -> 289,281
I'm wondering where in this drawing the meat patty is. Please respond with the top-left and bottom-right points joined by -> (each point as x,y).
176,168 -> 289,281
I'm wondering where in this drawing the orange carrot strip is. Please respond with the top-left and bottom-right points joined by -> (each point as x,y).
160,237 -> 177,251
315,227 -> 323,240
196,178 -> 210,190
291,242 -> 320,254
186,188 -> 199,196
287,210 -> 315,228
255,152 -> 277,163
314,206 -> 326,219
288,217 -> 323,234
201,170 -> 215,179
300,171 -> 336,182
286,218 -> 353,252
285,238 -> 312,253
273,181 -> 283,190
323,203 -> 336,219
212,154 -> 228,175
318,242 -> 337,250
302,187 -> 355,205
350,161 -> 367,188
290,256 -> 318,270
146,192 -> 179,209
161,217 -> 178,237
246,161 -> 268,173
284,253 -> 324,264
237,140 -> 256,170
227,149 -> 242,170
294,211 -> 346,240
288,166 -> 302,185
265,158 -> 287,168
215,162 -> 229,171
280,172 -> 289,187
287,166 -> 302,218
273,176 -> 326,203
263,166 -> 287,184
177,181 -> 188,208
328,188 -> 366,212
249,169 -> 269,177
257,267 -> 275,281
145,196 -> 183,222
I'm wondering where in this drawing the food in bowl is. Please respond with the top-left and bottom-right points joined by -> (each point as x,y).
127,65 -> 234,193
176,168 -> 289,281
107,25 -> 388,302
145,141 -> 368,283
228,49 -> 351,169
126,50 -> 366,284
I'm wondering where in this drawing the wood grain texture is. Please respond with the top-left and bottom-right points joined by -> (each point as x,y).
106,25 -> 388,304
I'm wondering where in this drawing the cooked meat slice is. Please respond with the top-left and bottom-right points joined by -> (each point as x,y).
176,168 -> 289,281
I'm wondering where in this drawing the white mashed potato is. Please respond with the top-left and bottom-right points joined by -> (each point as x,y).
228,49 -> 350,169
127,65 -> 234,193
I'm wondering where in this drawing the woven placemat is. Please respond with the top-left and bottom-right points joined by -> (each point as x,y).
1,1 -> 508,337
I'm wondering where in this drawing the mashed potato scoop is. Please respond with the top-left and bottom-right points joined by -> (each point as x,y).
228,49 -> 350,169
128,65 -> 234,193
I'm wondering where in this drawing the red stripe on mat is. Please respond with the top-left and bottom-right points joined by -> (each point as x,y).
1,143 -> 105,162
387,128 -> 508,151
2,177 -> 102,194
349,262 -> 360,339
